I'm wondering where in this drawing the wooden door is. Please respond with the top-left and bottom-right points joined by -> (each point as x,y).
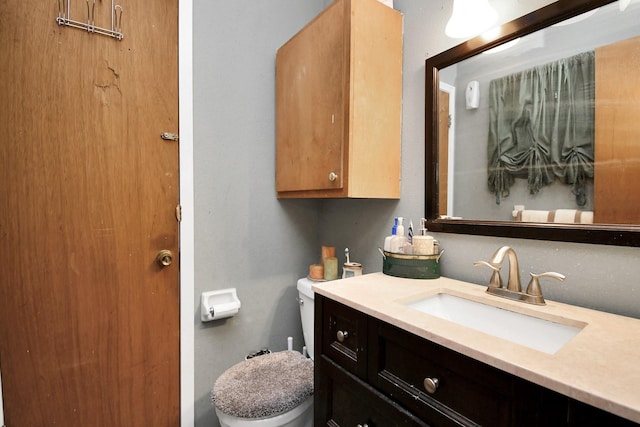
594,36 -> 640,224
0,0 -> 180,425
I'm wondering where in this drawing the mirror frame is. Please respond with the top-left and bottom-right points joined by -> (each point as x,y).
425,0 -> 640,247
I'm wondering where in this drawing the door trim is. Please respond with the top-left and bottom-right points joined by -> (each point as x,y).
179,0 -> 195,425
0,368 -> 4,426
439,81 -> 456,217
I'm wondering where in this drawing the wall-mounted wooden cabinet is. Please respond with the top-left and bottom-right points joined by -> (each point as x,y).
275,0 -> 402,199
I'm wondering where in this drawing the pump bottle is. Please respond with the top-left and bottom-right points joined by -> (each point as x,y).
383,217 -> 399,252
389,217 -> 408,253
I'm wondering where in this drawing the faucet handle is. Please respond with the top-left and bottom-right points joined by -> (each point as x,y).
526,272 -> 565,302
474,261 -> 502,288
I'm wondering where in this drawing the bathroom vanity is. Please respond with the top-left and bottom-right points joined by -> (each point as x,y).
313,273 -> 640,426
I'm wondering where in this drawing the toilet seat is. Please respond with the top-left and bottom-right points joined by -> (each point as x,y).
212,351 -> 314,420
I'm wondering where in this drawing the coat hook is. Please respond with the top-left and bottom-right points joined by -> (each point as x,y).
86,0 -> 96,31
114,5 -> 123,34
58,0 -> 66,19
56,0 -> 123,40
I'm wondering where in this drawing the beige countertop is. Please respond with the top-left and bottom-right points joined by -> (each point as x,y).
312,272 -> 640,423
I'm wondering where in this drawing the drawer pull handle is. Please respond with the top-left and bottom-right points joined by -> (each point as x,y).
357,424 -> 369,427
336,330 -> 349,342
423,377 -> 440,394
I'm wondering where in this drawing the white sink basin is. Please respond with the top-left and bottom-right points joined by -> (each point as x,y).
406,293 -> 585,354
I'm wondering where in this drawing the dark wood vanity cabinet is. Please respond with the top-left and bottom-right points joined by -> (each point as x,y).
314,295 -> 638,427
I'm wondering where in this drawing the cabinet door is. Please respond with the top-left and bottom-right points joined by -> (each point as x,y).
316,356 -> 429,427
275,0 -> 346,193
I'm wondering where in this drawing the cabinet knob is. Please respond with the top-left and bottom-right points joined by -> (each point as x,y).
423,377 -> 440,394
336,330 -> 349,342
328,171 -> 338,182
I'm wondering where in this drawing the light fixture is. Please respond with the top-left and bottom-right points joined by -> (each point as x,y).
445,0 -> 498,39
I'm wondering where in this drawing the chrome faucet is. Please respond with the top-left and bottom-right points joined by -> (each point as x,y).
474,246 -> 565,305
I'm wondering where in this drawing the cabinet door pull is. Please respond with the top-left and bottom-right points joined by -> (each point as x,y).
357,424 -> 369,427
423,377 -> 440,394
336,330 -> 349,342
328,171 -> 338,182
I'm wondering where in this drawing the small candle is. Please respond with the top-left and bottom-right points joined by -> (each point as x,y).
309,264 -> 324,280
321,246 -> 335,261
323,257 -> 338,281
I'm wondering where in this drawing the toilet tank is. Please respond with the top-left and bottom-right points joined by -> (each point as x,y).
296,278 -> 315,359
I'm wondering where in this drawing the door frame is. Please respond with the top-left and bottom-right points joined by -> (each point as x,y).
0,1 -> 195,425
179,0 -> 195,425
439,81 -> 456,217
0,368 -> 4,426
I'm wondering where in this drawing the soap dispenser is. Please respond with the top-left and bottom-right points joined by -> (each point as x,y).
389,217 -> 407,253
383,217 -> 399,252
412,218 -> 435,255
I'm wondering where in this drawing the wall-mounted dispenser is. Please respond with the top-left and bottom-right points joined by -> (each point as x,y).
201,288 -> 241,322
466,80 -> 480,109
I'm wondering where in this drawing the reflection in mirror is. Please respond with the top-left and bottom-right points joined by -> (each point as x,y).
426,0 -> 640,246
438,81 -> 455,217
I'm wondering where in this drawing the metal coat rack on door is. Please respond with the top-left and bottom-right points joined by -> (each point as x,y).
56,0 -> 123,40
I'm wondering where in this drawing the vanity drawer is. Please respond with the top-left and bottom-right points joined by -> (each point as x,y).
315,356 -> 429,427
369,319 -> 516,426
317,296 -> 367,379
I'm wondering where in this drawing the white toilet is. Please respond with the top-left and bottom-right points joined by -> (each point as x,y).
212,278 -> 315,427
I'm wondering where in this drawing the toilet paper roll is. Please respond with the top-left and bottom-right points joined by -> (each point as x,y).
201,288 -> 241,322
209,302 -> 240,321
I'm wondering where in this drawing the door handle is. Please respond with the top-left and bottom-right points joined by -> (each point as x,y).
156,250 -> 173,267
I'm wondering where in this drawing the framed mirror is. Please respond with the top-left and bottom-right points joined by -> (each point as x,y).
426,0 -> 640,246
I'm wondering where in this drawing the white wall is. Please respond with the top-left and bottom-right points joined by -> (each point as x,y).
192,0 -> 640,425
192,1 -> 327,425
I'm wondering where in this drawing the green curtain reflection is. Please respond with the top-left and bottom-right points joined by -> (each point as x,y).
487,51 -> 595,206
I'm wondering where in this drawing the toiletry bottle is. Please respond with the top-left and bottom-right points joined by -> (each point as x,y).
403,219 -> 415,254
383,217 -> 399,252
413,218 -> 435,255
390,217 -> 408,253
419,218 -> 428,236
407,220 -> 414,244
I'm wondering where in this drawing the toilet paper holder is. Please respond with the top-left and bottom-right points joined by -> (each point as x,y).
201,288 -> 241,322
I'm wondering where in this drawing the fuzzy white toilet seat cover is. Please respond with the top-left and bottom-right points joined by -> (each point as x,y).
212,350 -> 314,419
